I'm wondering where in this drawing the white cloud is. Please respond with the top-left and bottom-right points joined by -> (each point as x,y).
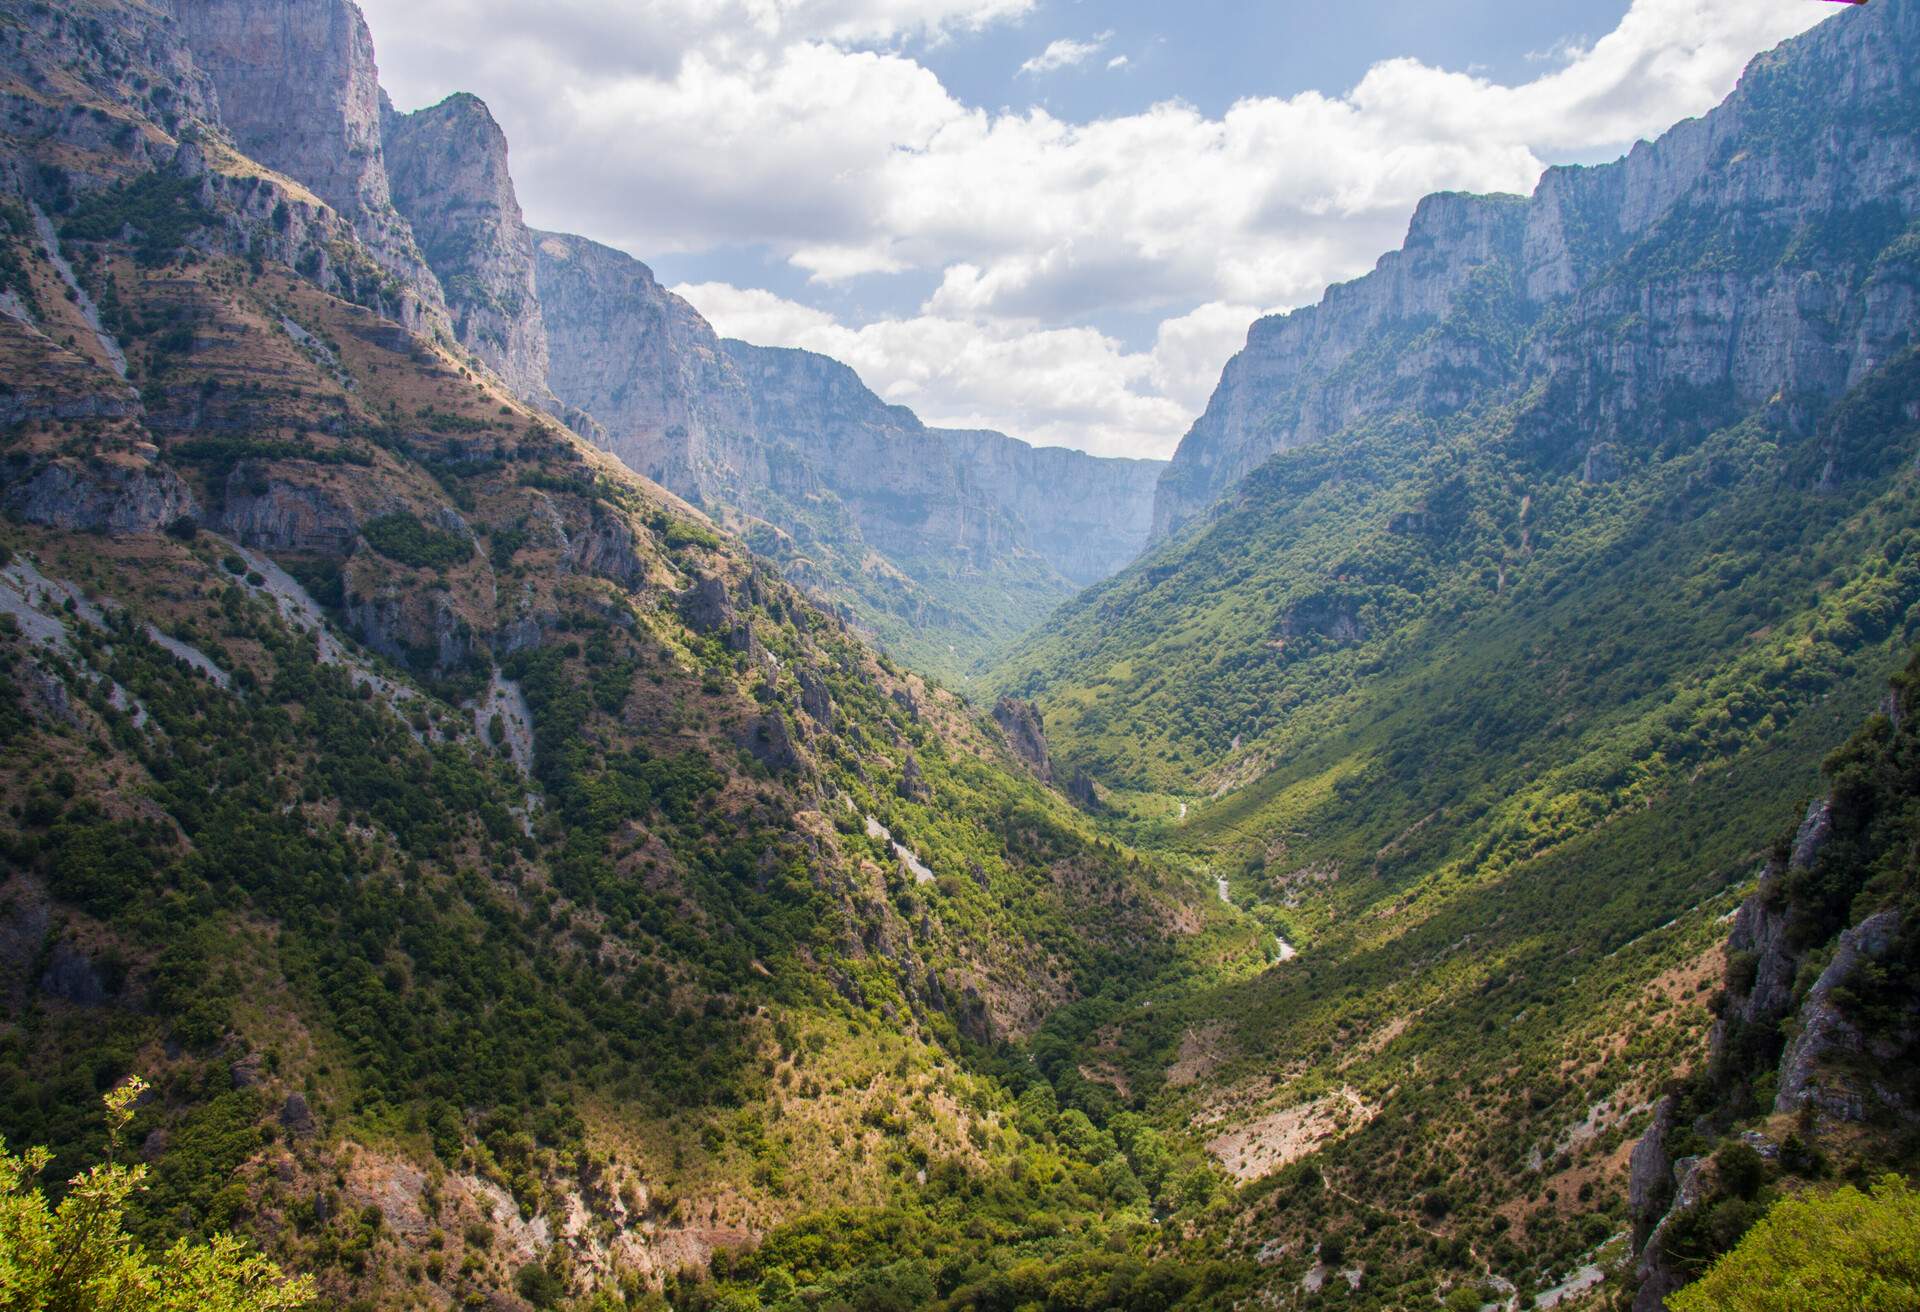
676,282 -> 1266,459
1018,32 -> 1111,76
1107,55 -> 1130,71
673,281 -> 844,346
359,0 -> 1035,88
360,0 -> 1834,457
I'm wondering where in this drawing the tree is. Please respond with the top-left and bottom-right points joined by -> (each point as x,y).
1669,1175 -> 1920,1312
0,1077 -> 313,1311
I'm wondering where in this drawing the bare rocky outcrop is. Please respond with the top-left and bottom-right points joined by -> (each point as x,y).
897,752 -> 932,804
737,712 -> 802,776
1627,1095 -> 1677,1246
561,511 -> 647,589
4,456 -> 196,535
345,587 -> 472,671
724,342 -> 1165,587
992,697 -> 1053,784
38,942 -> 109,1007
796,665 -> 835,730
1632,1155 -> 1708,1312
1774,909 -> 1908,1120
381,91 -> 558,409
533,231 -> 761,498
1714,799 -> 1833,1039
171,0 -> 447,330
1065,769 -> 1103,813
217,467 -> 360,553
280,1092 -> 317,1136
679,574 -> 735,636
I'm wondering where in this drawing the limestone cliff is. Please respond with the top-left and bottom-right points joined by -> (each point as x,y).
533,234 -> 1164,671
532,230 -> 762,499
1624,669 -> 1920,1309
1152,0 -> 1920,539
1154,191 -> 1530,539
381,91 -> 557,409
170,0 -> 447,330
724,341 -> 1164,588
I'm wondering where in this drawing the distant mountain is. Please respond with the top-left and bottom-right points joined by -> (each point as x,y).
263,76 -> 1165,679
1150,0 -> 1920,541
154,5 -> 1168,681
9,0 -> 1918,1309
531,231 -> 1164,679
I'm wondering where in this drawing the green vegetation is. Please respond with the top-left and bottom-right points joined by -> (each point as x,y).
59,170 -> 213,267
4,5 -> 1917,1307
0,1079 -> 312,1311
731,486 -> 1080,686
1637,646 -> 1920,1282
683,1094 -> 1246,1312
358,511 -> 473,568
979,65 -> 1920,1300
0,200 -> 42,317
1669,1176 -> 1920,1312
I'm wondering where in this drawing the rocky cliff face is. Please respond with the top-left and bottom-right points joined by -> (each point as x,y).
381,91 -> 556,408
14,0 -> 1159,674
171,0 -> 446,330
1154,192 -> 1530,538
1622,666 -> 1920,1309
936,431 -> 1168,587
992,697 -> 1053,783
533,230 -> 762,498
533,236 -> 1163,670
0,0 -> 222,189
1152,0 -> 1920,539
723,341 -> 1164,587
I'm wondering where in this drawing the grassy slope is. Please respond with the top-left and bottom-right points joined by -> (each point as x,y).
987,376 -> 1920,1303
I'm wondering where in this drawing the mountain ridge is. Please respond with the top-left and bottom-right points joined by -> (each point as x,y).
144,0 -> 1166,679
1149,0 -> 1920,541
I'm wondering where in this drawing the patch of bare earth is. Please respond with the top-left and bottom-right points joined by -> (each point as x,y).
1166,1021 -> 1232,1088
1206,1087 -> 1375,1183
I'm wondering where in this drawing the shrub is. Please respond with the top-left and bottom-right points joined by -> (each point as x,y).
360,513 -> 472,569
0,1078 -> 313,1310
1670,1176 -> 1920,1312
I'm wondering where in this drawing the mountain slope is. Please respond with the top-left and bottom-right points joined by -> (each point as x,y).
152,0 -> 1169,683
1148,0 -> 1920,542
0,3 -> 1240,1305
1621,654 -> 1920,1309
981,2 -> 1920,1305
10,1 -> 1920,1310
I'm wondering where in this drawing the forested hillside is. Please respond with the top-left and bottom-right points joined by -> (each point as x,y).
981,0 -> 1920,1306
0,2 -> 1240,1305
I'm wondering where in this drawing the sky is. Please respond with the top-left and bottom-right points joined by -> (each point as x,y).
355,0 -> 1836,460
